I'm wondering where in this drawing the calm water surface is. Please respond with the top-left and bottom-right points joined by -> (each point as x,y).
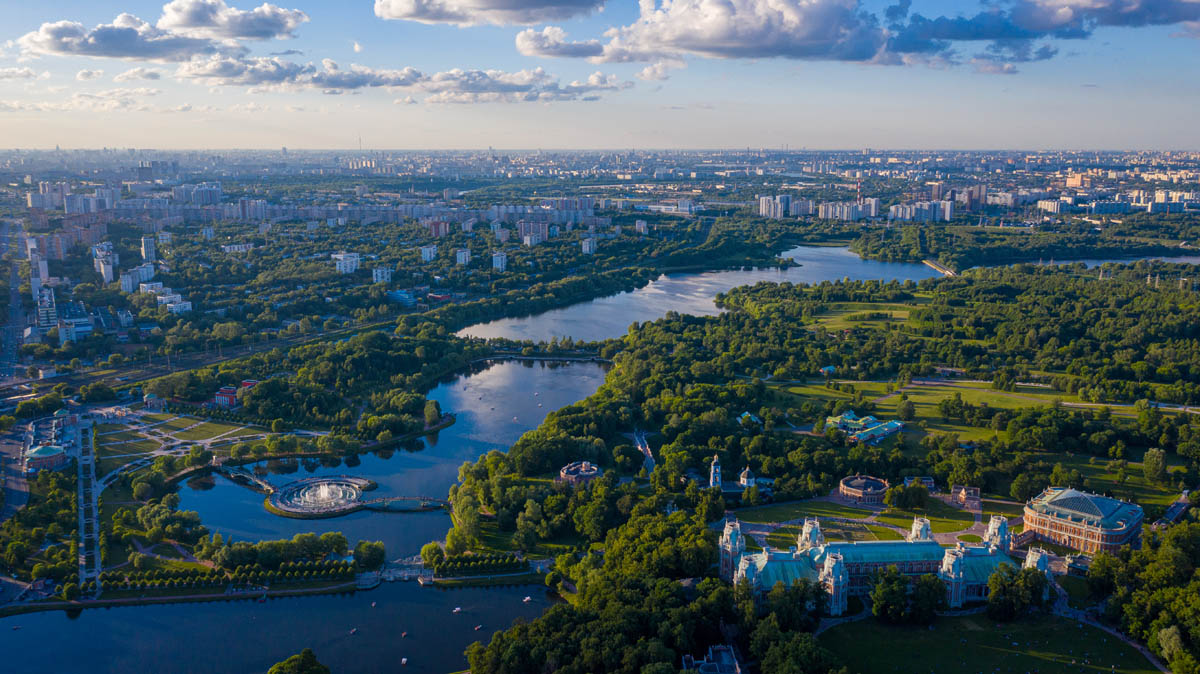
178,359 -> 610,557
457,246 -> 939,342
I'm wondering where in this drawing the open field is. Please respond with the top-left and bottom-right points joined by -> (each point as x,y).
734,500 -> 873,524
174,421 -> 246,441
806,299 -> 930,331
876,499 -> 973,534
821,614 -> 1159,674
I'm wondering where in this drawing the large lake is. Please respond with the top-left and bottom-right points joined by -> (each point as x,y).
458,246 -> 940,342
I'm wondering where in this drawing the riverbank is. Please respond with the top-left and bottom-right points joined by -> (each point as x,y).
0,578 -> 360,619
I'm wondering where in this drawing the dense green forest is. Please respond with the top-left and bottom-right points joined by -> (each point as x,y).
851,214 -> 1199,271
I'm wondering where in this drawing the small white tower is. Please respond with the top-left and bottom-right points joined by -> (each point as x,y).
709,454 -> 722,489
939,546 -> 966,608
820,553 -> 849,616
797,517 -> 826,551
908,517 -> 932,542
984,515 -> 1011,552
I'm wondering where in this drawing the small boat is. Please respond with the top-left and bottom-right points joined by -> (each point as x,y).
522,596 -> 531,603
534,392 -> 539,396
537,403 -> 542,407
401,631 -> 407,638
512,416 -> 518,421
401,658 -> 408,666
371,601 -> 376,607
10,626 -> 20,630
453,607 -> 462,613
474,625 -> 482,631
350,628 -> 358,635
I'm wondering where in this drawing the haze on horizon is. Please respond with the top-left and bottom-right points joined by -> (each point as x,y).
2,0 -> 1199,150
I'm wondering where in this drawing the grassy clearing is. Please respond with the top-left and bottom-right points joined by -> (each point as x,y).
821,614 -> 1158,674
865,524 -> 904,541
174,421 -> 247,441
734,500 -> 873,524
982,500 -> 1026,520
876,499 -> 973,534
1057,575 -> 1096,610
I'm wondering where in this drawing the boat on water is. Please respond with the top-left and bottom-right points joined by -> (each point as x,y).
350,628 -> 358,635
453,607 -> 462,613
401,658 -> 407,666
523,596 -> 531,603
401,631 -> 407,638
474,625 -> 482,631
371,601 -> 376,607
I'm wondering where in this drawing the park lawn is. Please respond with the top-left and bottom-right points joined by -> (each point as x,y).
821,614 -> 1159,674
96,429 -> 152,444
95,423 -> 133,434
809,301 -> 923,331
224,426 -> 271,439
865,525 -> 904,541
174,421 -> 247,441
1057,575 -> 1097,610
140,413 -> 176,424
151,416 -> 200,433
95,437 -> 160,456
734,500 -> 873,524
876,499 -> 973,534
982,500 -> 1026,521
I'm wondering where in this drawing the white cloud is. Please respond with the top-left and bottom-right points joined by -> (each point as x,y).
637,60 -> 684,80
114,66 -> 166,81
0,87 -> 162,113
595,0 -> 887,64
516,26 -> 602,57
18,13 -> 226,62
0,67 -> 41,80
75,69 -> 105,80
421,67 -> 629,103
353,41 -> 364,53
157,0 -> 308,40
374,0 -> 606,26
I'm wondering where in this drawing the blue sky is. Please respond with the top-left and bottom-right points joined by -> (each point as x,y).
1,0 -> 1198,149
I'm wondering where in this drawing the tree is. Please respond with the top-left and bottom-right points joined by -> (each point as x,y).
761,632 -> 842,674
1143,448 -> 1167,484
420,541 -> 445,567
908,574 -> 945,625
987,565 -> 1048,621
424,399 -> 442,427
897,398 -> 916,421
870,565 -> 908,624
1009,472 -> 1039,502
268,648 -> 330,674
353,540 -> 386,570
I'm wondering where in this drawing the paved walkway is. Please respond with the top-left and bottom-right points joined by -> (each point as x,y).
1047,576 -> 1172,673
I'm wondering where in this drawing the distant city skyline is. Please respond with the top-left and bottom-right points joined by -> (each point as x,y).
2,0 -> 1199,149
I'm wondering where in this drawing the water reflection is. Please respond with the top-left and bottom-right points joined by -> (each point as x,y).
457,246 -> 939,342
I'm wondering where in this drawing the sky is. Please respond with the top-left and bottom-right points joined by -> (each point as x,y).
0,0 -> 1198,150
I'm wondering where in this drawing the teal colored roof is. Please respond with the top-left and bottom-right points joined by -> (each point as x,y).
960,551 -> 1016,585
53,409 -> 69,417
28,445 -> 64,458
756,556 -> 819,589
817,540 -> 945,565
1028,487 -> 1142,530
